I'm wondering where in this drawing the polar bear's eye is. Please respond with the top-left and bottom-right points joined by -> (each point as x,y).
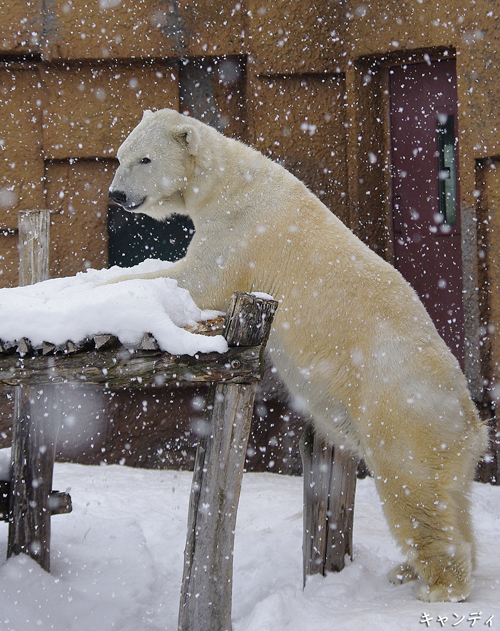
140,157 -> 151,164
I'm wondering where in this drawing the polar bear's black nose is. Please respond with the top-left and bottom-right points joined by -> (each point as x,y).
109,190 -> 127,207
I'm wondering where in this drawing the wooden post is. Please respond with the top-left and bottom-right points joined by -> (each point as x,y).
8,209 -> 59,571
18,210 -> 50,287
301,422 -> 358,586
8,386 -> 61,571
179,292 -> 277,631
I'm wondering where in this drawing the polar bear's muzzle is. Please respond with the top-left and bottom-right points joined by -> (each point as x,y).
108,189 -> 146,212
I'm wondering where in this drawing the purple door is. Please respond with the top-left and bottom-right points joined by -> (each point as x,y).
389,59 -> 463,365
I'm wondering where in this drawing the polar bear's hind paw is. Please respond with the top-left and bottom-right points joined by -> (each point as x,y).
388,563 -> 418,585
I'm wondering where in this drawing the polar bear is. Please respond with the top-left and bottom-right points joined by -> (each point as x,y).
109,108 -> 487,602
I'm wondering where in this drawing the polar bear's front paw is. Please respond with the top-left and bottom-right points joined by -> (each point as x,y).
388,563 -> 418,585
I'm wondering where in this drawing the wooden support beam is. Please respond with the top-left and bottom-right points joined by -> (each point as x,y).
8,210 -> 63,572
301,422 -> 358,586
8,385 -> 61,571
178,292 -> 277,631
0,344 -> 265,388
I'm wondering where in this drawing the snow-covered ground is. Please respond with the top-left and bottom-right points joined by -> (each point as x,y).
0,458 -> 497,631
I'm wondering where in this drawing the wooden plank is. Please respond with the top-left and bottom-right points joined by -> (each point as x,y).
138,333 -> 160,350
0,482 -> 71,521
0,345 -> 264,388
93,334 -> 120,351
301,423 -> 357,586
179,292 -> 278,631
8,210 -> 61,572
185,315 -> 225,336
324,445 -> 357,572
0,317 -> 224,358
18,210 -> 50,287
222,291 -> 276,347
8,385 -> 61,571
179,382 -> 255,631
301,423 -> 333,580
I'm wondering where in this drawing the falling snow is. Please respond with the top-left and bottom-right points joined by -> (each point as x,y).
0,1 -> 499,629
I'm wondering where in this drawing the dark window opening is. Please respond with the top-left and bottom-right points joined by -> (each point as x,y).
108,206 -> 194,267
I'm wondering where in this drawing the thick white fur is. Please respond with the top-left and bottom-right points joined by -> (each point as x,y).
109,108 -> 488,601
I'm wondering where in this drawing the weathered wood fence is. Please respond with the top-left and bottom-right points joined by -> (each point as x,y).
0,209 -> 358,631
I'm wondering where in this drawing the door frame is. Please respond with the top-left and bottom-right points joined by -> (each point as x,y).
389,58 -> 464,365
346,47 -> 483,399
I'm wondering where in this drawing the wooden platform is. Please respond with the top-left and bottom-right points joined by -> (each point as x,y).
3,290 -> 280,631
5,210 -> 358,631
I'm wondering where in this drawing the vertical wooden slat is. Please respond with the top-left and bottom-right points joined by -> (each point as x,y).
8,386 -> 60,571
8,209 -> 58,571
301,422 -> 358,586
179,292 -> 277,631
179,383 -> 256,631
18,210 -> 50,287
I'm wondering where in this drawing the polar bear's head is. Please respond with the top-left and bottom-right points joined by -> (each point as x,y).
109,109 -> 200,221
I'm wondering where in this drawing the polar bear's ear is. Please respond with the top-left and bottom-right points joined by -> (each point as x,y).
172,124 -> 199,156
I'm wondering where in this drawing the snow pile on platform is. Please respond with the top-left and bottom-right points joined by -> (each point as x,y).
0,260 -> 227,356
